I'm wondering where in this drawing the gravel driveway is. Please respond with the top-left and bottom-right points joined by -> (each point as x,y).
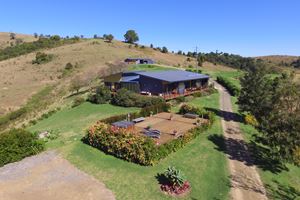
0,151 -> 115,200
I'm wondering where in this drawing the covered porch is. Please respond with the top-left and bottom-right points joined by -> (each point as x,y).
160,79 -> 208,100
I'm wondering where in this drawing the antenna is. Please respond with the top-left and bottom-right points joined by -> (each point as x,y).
195,46 -> 199,72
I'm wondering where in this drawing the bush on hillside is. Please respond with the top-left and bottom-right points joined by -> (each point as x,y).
0,37 -> 79,61
0,129 -> 44,167
111,88 -> 165,108
32,52 -> 53,64
88,85 -> 112,104
216,76 -> 240,96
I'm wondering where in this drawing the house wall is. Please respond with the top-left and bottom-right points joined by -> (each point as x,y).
138,76 -> 164,94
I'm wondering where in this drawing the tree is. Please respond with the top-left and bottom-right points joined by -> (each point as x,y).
69,76 -> 88,94
10,32 -> 16,40
238,64 -> 300,164
150,44 -> 154,48
93,34 -> 98,39
124,30 -> 139,44
161,46 -> 168,53
88,85 -> 111,104
33,33 -> 38,38
256,73 -> 300,164
177,50 -> 183,55
50,35 -> 61,41
104,34 -> 114,42
238,62 -> 273,120
197,54 -> 205,67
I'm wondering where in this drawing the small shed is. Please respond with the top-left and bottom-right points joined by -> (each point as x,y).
111,121 -> 135,130
124,58 -> 155,64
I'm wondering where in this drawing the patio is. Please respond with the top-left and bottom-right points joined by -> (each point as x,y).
134,112 -> 207,145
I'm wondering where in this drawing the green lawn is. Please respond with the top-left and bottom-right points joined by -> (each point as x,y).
28,102 -> 139,149
202,69 -> 243,89
128,64 -> 178,71
28,94 -> 230,200
231,96 -> 300,200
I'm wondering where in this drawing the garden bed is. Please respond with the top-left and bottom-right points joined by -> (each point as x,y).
85,104 -> 215,165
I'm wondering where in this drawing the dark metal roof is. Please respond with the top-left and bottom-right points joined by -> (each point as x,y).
112,121 -> 134,128
133,70 -> 209,83
120,75 -> 140,82
125,58 -> 154,61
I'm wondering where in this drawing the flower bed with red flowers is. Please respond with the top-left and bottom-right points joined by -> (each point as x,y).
159,166 -> 191,196
161,181 -> 191,196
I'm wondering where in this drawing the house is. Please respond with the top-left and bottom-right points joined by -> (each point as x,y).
104,70 -> 209,99
124,58 -> 155,64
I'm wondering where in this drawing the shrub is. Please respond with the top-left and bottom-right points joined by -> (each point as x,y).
179,104 -> 215,125
88,85 -> 112,104
216,76 -> 240,96
72,96 -> 85,107
160,166 -> 191,195
244,114 -> 258,126
87,122 -> 157,165
65,62 -> 73,70
32,52 -> 53,64
0,129 -> 44,167
140,102 -> 171,117
185,68 -> 202,74
164,166 -> 186,186
111,88 -> 165,108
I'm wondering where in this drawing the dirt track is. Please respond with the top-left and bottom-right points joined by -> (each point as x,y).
0,151 -> 115,200
215,82 -> 268,200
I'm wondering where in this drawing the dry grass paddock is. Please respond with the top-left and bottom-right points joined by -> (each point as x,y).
135,112 -> 207,144
0,34 -> 192,114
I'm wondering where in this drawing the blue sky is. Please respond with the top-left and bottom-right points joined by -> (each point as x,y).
1,0 -> 300,56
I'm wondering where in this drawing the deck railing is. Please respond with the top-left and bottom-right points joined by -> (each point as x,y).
161,88 -> 203,100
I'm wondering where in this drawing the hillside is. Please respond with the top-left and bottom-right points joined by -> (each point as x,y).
256,55 -> 299,65
0,35 -> 195,114
0,32 -> 37,49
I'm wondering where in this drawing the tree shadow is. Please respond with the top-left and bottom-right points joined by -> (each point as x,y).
265,180 -> 300,200
205,107 -> 244,123
208,134 -> 288,174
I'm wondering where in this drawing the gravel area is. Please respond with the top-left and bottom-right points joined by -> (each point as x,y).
0,151 -> 115,200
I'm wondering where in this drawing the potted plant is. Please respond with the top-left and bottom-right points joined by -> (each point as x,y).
159,166 -> 191,196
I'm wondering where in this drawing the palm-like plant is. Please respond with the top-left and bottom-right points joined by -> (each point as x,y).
164,166 -> 186,187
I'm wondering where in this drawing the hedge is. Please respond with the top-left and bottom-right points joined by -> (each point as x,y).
216,76 -> 240,96
111,88 -> 165,108
0,129 -> 44,167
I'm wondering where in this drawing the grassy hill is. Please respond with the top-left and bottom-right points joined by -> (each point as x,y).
256,55 -> 299,65
0,33 -> 196,115
0,32 -> 37,49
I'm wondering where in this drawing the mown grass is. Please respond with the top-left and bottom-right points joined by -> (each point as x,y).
231,97 -> 300,200
28,102 -> 139,149
28,94 -> 230,200
203,69 -> 243,89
